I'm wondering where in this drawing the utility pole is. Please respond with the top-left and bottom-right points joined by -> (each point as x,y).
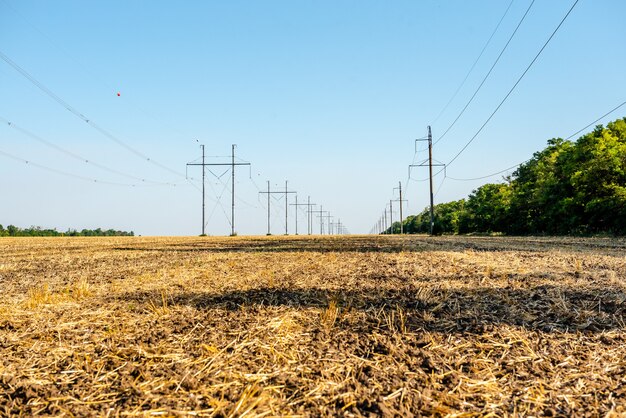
186,144 -> 207,235
291,196 -> 316,236
411,126 -> 445,236
310,206 -> 326,234
393,181 -> 408,234
318,212 -> 332,235
307,196 -> 315,235
187,144 -> 250,236
201,145 -> 206,236
284,181 -> 291,235
266,181 -> 270,235
383,207 -> 388,234
427,127 -> 434,235
294,194 -> 298,235
389,200 -> 394,234
399,182 -> 404,234
259,181 -> 296,235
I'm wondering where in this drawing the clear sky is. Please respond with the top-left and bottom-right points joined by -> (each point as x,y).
1,0 -> 624,236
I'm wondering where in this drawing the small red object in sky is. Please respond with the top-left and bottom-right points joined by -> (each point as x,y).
117,92 -> 121,96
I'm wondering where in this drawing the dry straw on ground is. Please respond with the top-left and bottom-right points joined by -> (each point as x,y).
1,235 -> 626,416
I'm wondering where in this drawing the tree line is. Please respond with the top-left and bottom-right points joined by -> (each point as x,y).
388,117 -> 626,235
0,225 -> 134,237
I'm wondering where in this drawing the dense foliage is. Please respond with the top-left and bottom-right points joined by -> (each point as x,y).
0,225 -> 134,237
389,117 -> 626,235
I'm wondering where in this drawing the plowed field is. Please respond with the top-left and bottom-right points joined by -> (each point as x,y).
1,235 -> 626,416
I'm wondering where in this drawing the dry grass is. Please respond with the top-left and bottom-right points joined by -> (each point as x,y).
1,234 -> 626,416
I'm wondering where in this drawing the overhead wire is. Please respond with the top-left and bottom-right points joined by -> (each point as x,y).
447,161 -> 528,182
393,1 -> 577,231
565,100 -> 626,140
433,174 -> 447,199
434,0 -> 536,146
235,195 -> 259,209
2,115 -> 203,192
0,147 -> 140,187
0,50 -> 187,179
431,0 -> 516,125
443,0 -> 580,170
0,0 -> 198,146
445,99 -> 626,182
0,116 -> 178,186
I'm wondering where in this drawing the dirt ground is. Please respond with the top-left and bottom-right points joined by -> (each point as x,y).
1,235 -> 626,416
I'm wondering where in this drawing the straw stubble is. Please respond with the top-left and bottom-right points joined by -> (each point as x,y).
1,235 -> 625,416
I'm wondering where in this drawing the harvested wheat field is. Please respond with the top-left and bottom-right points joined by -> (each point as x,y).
1,235 -> 626,416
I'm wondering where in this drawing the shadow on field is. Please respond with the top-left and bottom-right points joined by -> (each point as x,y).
112,236 -> 626,255
114,237 -> 424,254
115,284 -> 626,333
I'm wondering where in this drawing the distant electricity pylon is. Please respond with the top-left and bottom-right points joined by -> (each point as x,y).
259,181 -> 296,235
410,126 -> 445,235
290,195 -> 316,235
389,200 -> 394,234
306,197 -> 315,235
317,211 -> 332,235
310,206 -> 327,235
392,181 -> 408,234
187,144 -> 250,236
383,205 -> 387,234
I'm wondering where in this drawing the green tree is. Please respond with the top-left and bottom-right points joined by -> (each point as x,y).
400,117 -> 626,236
459,183 -> 511,233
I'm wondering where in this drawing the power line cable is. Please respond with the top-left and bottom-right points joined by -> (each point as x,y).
0,147 -> 141,187
433,174 -> 448,199
447,160 -> 529,181
0,116 -> 177,186
235,195 -> 258,210
434,0 -> 536,146
184,177 -> 221,204
445,99 -> 626,181
0,50 -> 186,179
431,0 -> 516,125
444,0 -> 580,169
565,100 -> 626,140
249,175 -> 264,193
1,0 -> 197,146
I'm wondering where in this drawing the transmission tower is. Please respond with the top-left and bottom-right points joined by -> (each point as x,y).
310,206 -> 327,235
259,181 -> 296,235
186,144 -> 250,236
290,195 -> 316,235
318,212 -> 332,235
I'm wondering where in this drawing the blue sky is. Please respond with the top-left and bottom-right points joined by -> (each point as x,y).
1,0 -> 624,235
